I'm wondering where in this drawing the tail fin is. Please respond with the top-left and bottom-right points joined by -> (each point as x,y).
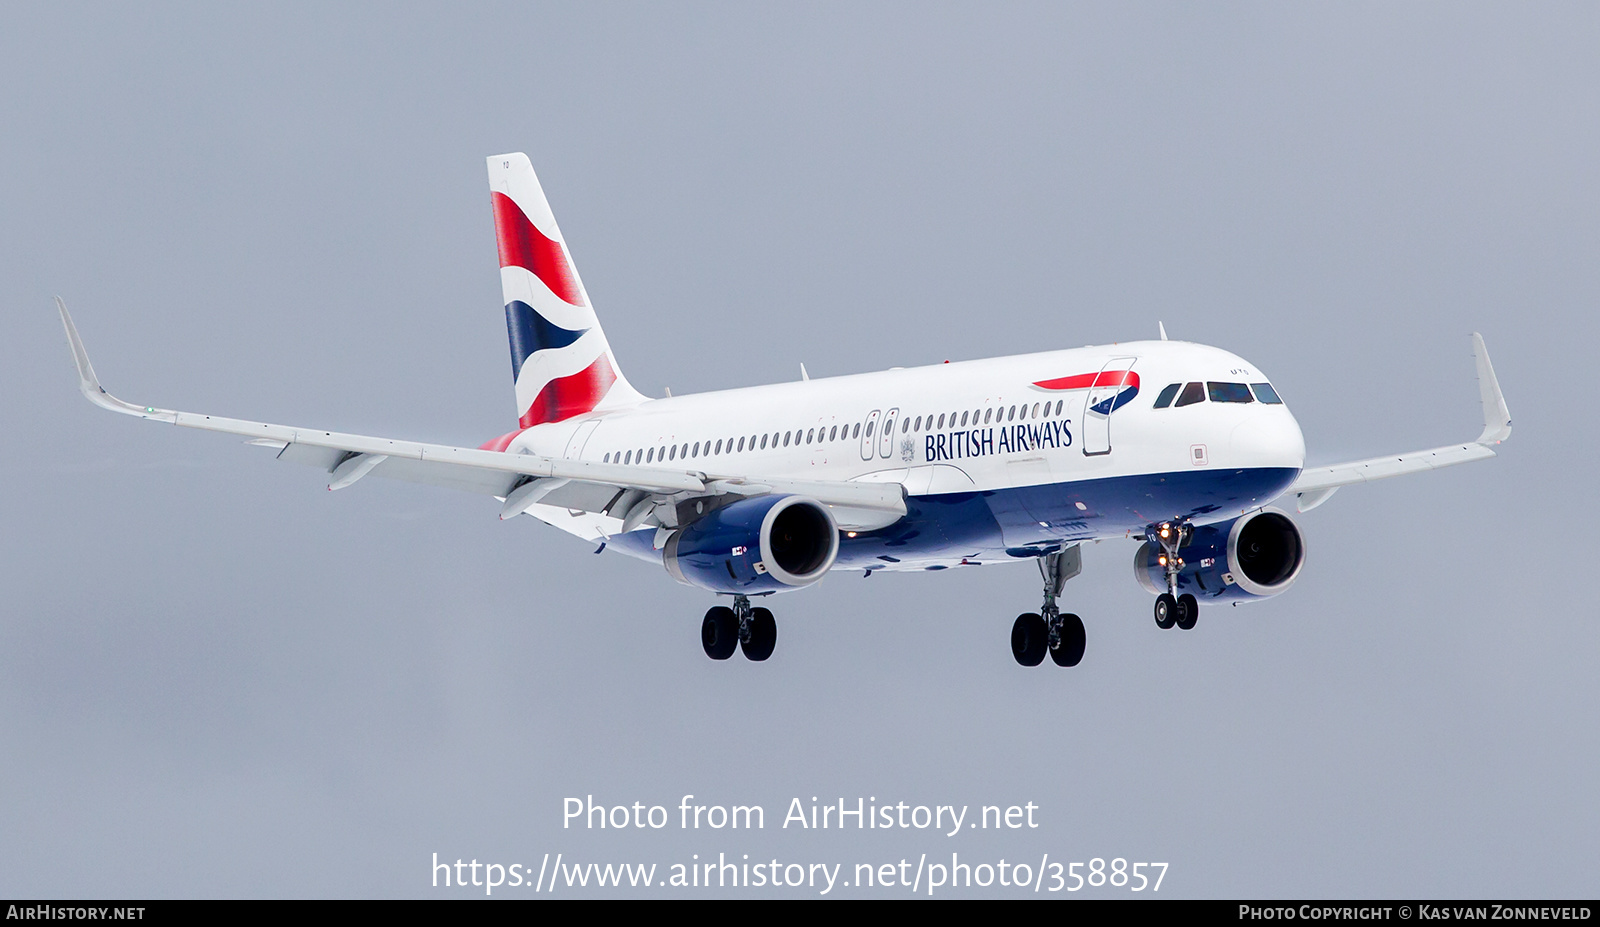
487,153 -> 646,427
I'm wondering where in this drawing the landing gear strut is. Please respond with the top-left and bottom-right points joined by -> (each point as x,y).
1149,521 -> 1199,631
702,595 -> 777,661
1012,546 -> 1086,667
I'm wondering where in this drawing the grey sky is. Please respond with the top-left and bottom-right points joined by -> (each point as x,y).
1,3 -> 1595,897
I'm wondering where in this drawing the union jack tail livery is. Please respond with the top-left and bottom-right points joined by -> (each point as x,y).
487,153 -> 645,429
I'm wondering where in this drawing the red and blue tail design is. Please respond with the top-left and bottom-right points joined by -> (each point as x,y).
487,153 -> 644,429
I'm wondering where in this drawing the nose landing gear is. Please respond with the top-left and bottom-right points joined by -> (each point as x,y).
1011,546 -> 1086,667
1149,522 -> 1199,631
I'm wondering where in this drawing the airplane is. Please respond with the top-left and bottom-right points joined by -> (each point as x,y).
56,152 -> 1513,668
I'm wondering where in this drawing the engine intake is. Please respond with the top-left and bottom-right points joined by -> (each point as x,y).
1135,507 -> 1306,603
664,494 -> 839,594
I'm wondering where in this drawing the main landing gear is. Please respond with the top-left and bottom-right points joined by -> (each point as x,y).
1150,521 -> 1199,632
1012,546 -> 1086,668
702,595 -> 777,662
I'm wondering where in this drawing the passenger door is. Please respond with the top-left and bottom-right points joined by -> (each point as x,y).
878,408 -> 900,459
1081,357 -> 1137,456
563,419 -> 601,459
858,410 -> 881,461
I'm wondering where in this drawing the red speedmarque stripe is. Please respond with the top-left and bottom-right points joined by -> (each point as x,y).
1032,370 -> 1139,391
492,192 -> 585,307
478,429 -> 527,452
519,355 -> 619,428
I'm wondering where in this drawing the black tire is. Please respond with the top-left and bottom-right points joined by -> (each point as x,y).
1176,594 -> 1198,631
741,607 -> 777,661
701,606 -> 738,660
1011,612 -> 1047,666
1050,613 -> 1086,667
1154,593 -> 1177,629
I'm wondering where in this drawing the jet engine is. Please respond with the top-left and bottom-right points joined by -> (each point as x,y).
1135,507 -> 1306,603
663,494 -> 839,594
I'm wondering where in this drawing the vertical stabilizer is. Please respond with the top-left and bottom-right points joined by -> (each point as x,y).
487,153 -> 646,428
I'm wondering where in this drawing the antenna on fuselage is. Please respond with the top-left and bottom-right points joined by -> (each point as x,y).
1158,321 -> 1169,341
800,363 -> 810,381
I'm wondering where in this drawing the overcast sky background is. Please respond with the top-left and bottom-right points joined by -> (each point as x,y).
2,3 -> 1595,898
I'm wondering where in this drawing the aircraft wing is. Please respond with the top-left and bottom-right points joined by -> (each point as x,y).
1285,333 -> 1512,513
56,300 -> 906,535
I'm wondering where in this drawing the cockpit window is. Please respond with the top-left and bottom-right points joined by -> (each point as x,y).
1207,382 -> 1253,403
1250,382 -> 1282,404
1154,383 -> 1181,409
1174,382 -> 1205,407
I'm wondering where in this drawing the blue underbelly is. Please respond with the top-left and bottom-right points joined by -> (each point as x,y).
607,467 -> 1299,572
836,466 -> 1300,567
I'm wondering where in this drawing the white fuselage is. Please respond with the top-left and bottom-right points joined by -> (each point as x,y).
503,339 -> 1306,572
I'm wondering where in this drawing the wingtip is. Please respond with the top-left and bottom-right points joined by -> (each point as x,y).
54,299 -> 178,422
1470,332 -> 1512,446
54,296 -> 102,396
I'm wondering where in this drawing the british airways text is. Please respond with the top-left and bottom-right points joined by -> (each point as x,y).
924,421 -> 1072,463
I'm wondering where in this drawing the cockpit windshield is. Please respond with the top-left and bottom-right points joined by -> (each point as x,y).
1207,382 -> 1253,403
1153,380 -> 1282,408
1250,383 -> 1282,404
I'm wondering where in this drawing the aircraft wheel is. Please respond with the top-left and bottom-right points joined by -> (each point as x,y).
1050,613 -> 1086,667
702,606 -> 738,660
1154,594 -> 1177,630
1175,594 -> 1199,631
1011,612 -> 1047,666
741,607 -> 777,661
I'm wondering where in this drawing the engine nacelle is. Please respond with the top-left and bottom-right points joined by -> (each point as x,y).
1135,507 -> 1306,603
663,494 -> 839,594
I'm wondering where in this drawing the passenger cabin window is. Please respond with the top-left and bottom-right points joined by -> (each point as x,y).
1208,382 -> 1254,403
1251,383 -> 1283,404
1154,383 -> 1181,409
1174,382 -> 1205,407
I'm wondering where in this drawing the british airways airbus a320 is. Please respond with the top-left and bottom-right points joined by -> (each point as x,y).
57,153 -> 1512,667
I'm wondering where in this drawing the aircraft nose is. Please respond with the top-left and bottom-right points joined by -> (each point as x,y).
1230,412 -> 1305,470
